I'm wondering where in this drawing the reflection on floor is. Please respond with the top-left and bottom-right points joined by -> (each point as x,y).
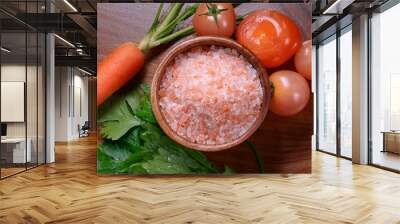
0,167 -> 25,177
0,163 -> 43,178
373,150 -> 400,171
0,136 -> 400,223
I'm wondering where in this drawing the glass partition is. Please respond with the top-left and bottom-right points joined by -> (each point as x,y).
339,27 -> 352,158
1,31 -> 27,177
370,3 -> 400,171
0,1 -> 46,179
317,35 -> 337,154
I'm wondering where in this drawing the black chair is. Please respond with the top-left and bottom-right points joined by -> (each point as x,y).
78,121 -> 90,138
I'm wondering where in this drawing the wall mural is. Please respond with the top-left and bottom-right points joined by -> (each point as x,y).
97,2 -> 313,175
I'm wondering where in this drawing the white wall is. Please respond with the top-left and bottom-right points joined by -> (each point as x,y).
1,65 -> 26,134
55,66 -> 70,141
54,67 -> 89,141
1,82 -> 25,122
72,73 -> 89,138
1,65 -> 37,138
1,63 -> 46,164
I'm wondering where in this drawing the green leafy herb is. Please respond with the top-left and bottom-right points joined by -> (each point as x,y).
97,83 -> 233,175
100,117 -> 142,141
223,166 -> 236,174
125,84 -> 156,124
99,140 -> 134,161
138,3 -> 199,52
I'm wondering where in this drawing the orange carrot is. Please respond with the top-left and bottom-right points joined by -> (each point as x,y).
97,42 -> 144,106
97,4 -> 198,106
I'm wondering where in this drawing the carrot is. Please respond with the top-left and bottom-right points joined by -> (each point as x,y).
97,3 -> 199,106
97,42 -> 144,106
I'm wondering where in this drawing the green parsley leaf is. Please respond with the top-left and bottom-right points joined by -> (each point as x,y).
97,83 -> 234,175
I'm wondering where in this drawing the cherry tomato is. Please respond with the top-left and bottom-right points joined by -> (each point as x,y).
192,3 -> 236,38
236,10 -> 301,68
294,40 -> 312,80
269,70 -> 310,116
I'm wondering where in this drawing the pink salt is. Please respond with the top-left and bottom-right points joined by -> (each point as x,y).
159,46 -> 263,145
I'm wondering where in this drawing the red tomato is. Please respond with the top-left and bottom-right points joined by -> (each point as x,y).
269,70 -> 310,116
192,3 -> 236,38
295,40 -> 312,80
236,10 -> 301,68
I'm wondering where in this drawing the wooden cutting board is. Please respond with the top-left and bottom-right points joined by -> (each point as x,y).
97,3 -> 313,173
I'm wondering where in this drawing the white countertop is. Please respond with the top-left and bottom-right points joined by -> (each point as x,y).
1,138 -> 28,143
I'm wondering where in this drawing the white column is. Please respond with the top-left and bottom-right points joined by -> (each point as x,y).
46,32 -> 55,163
352,14 -> 369,164
45,0 -> 56,163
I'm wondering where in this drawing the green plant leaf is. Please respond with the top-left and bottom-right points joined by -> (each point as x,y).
98,140 -> 133,161
125,85 -> 157,124
97,143 -> 153,174
141,123 -> 217,172
98,89 -> 144,140
139,123 -> 217,173
128,164 -> 148,175
157,147 -> 205,172
97,147 -> 128,174
98,93 -> 130,123
141,154 -> 192,174
100,116 -> 142,140
97,82 -> 233,175
223,166 -> 236,174
121,128 -> 142,149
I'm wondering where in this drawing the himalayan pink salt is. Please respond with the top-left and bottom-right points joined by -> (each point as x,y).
159,46 -> 263,145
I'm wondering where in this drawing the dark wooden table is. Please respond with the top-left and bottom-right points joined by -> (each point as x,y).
98,3 -> 313,173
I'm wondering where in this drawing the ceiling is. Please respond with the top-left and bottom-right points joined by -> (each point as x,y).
312,0 -> 390,43
0,0 -> 99,72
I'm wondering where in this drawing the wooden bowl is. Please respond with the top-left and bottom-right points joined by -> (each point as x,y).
151,36 -> 271,152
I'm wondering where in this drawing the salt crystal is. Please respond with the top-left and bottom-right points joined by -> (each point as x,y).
159,46 -> 263,145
